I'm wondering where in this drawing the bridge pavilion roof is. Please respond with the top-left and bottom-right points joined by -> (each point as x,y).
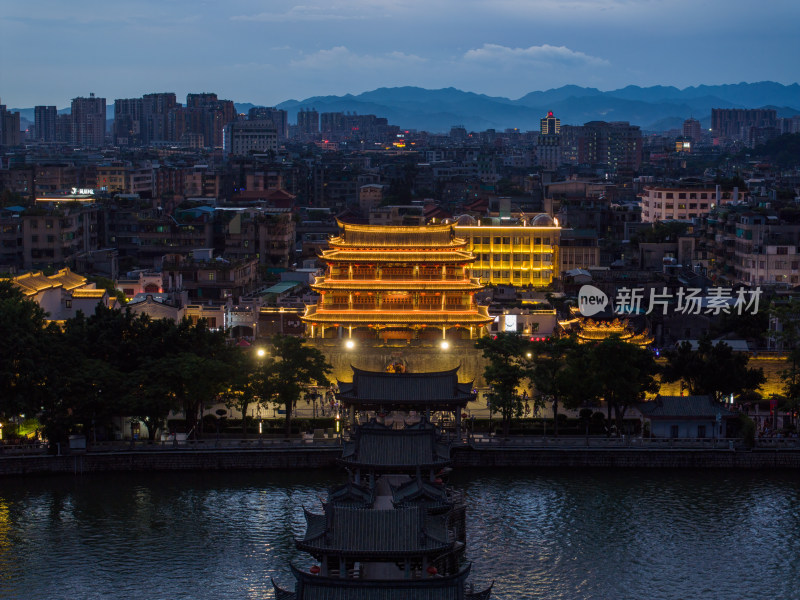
297,504 -> 451,560
338,421 -> 451,472
337,367 -> 475,411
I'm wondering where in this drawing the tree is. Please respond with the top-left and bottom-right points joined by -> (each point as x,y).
259,335 -> 332,437
529,337 -> 579,436
661,338 -> 765,403
127,357 -> 182,441
770,303 -> 800,403
475,333 -> 533,436
221,348 -> 265,436
0,281 -> 61,421
590,336 -> 659,433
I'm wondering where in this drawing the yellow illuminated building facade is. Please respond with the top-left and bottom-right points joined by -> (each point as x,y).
454,215 -> 560,287
302,221 -> 492,342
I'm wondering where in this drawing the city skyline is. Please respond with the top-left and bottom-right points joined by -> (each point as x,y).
2,0 -> 799,109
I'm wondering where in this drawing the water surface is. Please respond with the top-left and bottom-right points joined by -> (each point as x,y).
0,468 -> 798,600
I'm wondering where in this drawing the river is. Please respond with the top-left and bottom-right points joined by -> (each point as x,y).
0,468 -> 798,600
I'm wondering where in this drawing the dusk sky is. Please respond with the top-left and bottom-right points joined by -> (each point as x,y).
2,0 -> 799,109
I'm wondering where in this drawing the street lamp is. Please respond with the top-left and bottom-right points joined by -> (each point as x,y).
345,339 -> 355,350
256,347 -> 266,358
440,341 -> 450,350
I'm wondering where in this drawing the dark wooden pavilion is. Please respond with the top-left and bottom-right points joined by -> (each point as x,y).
337,366 -> 476,438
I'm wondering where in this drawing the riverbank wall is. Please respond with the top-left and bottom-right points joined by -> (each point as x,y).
2,446 -> 800,475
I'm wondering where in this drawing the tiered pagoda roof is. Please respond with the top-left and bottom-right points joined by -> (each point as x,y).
326,481 -> 374,508
298,505 -> 452,560
273,366 -> 492,600
302,306 -> 492,327
337,367 -> 475,411
390,475 -> 459,514
302,220 -> 492,336
338,421 -> 451,471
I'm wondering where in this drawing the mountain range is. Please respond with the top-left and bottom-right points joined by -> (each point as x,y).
11,82 -> 800,134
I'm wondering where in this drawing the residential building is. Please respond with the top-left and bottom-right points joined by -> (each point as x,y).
297,109 -> 320,138
0,102 -> 21,147
711,108 -> 777,142
640,185 -> 740,223
581,121 -> 642,172
71,94 -> 106,146
34,106 -> 58,143
223,120 -> 278,156
21,198 -> 100,270
160,248 -> 258,302
682,118 -> 702,142
248,107 -> 289,139
702,207 -> 800,287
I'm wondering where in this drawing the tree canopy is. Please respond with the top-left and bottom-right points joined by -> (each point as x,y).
661,338 -> 765,403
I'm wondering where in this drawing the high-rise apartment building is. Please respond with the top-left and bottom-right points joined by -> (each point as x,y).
248,107 -> 288,139
142,93 -> 177,143
540,111 -> 561,135
711,108 -> 777,141
581,121 -> 642,171
181,93 -> 235,148
223,120 -> 278,156
297,109 -> 319,137
34,106 -> 57,142
71,93 -> 106,146
682,118 -> 702,142
0,102 -> 22,147
113,98 -> 143,146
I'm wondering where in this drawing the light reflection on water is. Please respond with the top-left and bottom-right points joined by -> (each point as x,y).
0,469 -> 798,600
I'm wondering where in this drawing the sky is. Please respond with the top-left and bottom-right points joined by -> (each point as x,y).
1,0 -> 799,109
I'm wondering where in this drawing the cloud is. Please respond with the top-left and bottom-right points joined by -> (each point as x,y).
290,47 -> 426,70
463,44 -> 609,68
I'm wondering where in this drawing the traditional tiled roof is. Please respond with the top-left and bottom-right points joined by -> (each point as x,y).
71,288 -> 107,299
297,505 -> 450,558
391,476 -> 452,511
302,307 -> 492,326
327,481 -> 374,508
638,396 -> 738,419
339,421 -> 451,470
337,367 -> 475,408
312,279 -> 483,292
274,564 -> 485,600
10,271 -> 57,296
333,221 -> 465,249
320,250 -> 474,263
49,268 -> 88,291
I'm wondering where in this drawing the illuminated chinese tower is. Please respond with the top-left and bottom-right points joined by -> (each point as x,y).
302,221 -> 492,342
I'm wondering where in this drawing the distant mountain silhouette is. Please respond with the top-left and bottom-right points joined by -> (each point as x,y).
12,82 -> 800,134
263,82 -> 800,133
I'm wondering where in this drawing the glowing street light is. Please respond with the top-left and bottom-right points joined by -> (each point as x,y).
440,341 -> 450,350
256,348 -> 266,358
345,340 -> 355,350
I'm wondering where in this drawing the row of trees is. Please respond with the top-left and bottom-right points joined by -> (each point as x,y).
476,333 -> 767,437
0,281 -> 331,446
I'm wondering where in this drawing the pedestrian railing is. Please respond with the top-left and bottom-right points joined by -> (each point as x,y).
82,436 -> 345,452
466,435 -> 744,450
